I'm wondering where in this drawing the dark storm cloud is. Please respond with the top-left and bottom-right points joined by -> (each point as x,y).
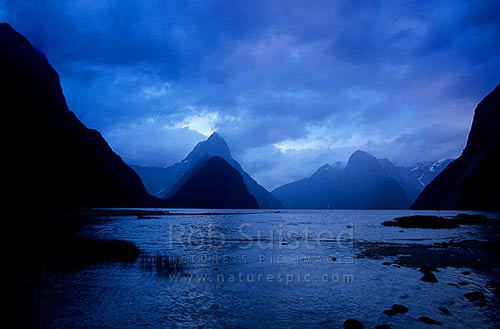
3,0 -> 499,188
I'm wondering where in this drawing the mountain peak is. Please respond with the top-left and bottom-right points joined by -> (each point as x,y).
318,163 -> 331,172
188,132 -> 232,161
311,163 -> 335,179
154,130 -> 283,208
0,22 -> 33,52
348,150 -> 378,165
311,163 -> 343,181
208,131 -> 223,140
0,22 -> 14,32
345,150 -> 386,178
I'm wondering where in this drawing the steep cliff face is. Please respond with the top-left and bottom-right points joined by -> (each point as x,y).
0,23 -> 157,210
412,84 -> 500,210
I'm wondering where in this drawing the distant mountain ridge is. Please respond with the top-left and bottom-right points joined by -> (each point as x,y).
272,150 -> 453,209
0,23 -> 157,210
412,84 -> 500,210
133,133 -> 283,209
273,151 -> 413,209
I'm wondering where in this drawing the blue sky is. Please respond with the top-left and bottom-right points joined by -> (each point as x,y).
2,0 -> 499,189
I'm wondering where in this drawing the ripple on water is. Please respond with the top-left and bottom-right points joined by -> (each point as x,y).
29,210 -> 500,328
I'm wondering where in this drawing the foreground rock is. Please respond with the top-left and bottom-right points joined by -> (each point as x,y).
383,309 -> 397,316
391,304 -> 409,314
420,266 -> 439,283
343,318 -> 364,329
356,239 -> 500,270
421,272 -> 438,283
464,291 -> 486,302
382,214 -> 499,229
382,215 -> 459,229
419,316 -> 442,325
437,307 -> 452,315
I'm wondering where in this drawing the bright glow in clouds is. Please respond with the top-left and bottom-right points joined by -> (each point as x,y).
175,110 -> 220,137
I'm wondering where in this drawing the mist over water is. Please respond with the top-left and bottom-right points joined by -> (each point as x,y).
30,210 -> 500,328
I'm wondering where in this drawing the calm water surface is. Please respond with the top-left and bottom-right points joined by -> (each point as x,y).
32,210 -> 500,328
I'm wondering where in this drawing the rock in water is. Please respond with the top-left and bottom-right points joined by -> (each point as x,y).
343,318 -> 364,329
437,307 -> 452,315
383,309 -> 397,316
421,272 -> 438,283
419,316 -> 442,325
382,216 -> 459,229
391,304 -> 409,314
464,291 -> 486,302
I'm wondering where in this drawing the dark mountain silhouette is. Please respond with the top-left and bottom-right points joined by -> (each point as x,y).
272,163 -> 342,208
130,133 -> 233,197
412,84 -> 500,210
0,23 -> 157,210
133,132 -> 283,208
333,151 -> 411,209
272,151 -> 412,209
159,132 -> 232,198
164,156 -> 259,209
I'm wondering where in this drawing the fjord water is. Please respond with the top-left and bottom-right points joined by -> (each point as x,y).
34,210 -> 499,328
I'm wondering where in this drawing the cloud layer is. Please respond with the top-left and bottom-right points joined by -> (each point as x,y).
4,0 -> 500,189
